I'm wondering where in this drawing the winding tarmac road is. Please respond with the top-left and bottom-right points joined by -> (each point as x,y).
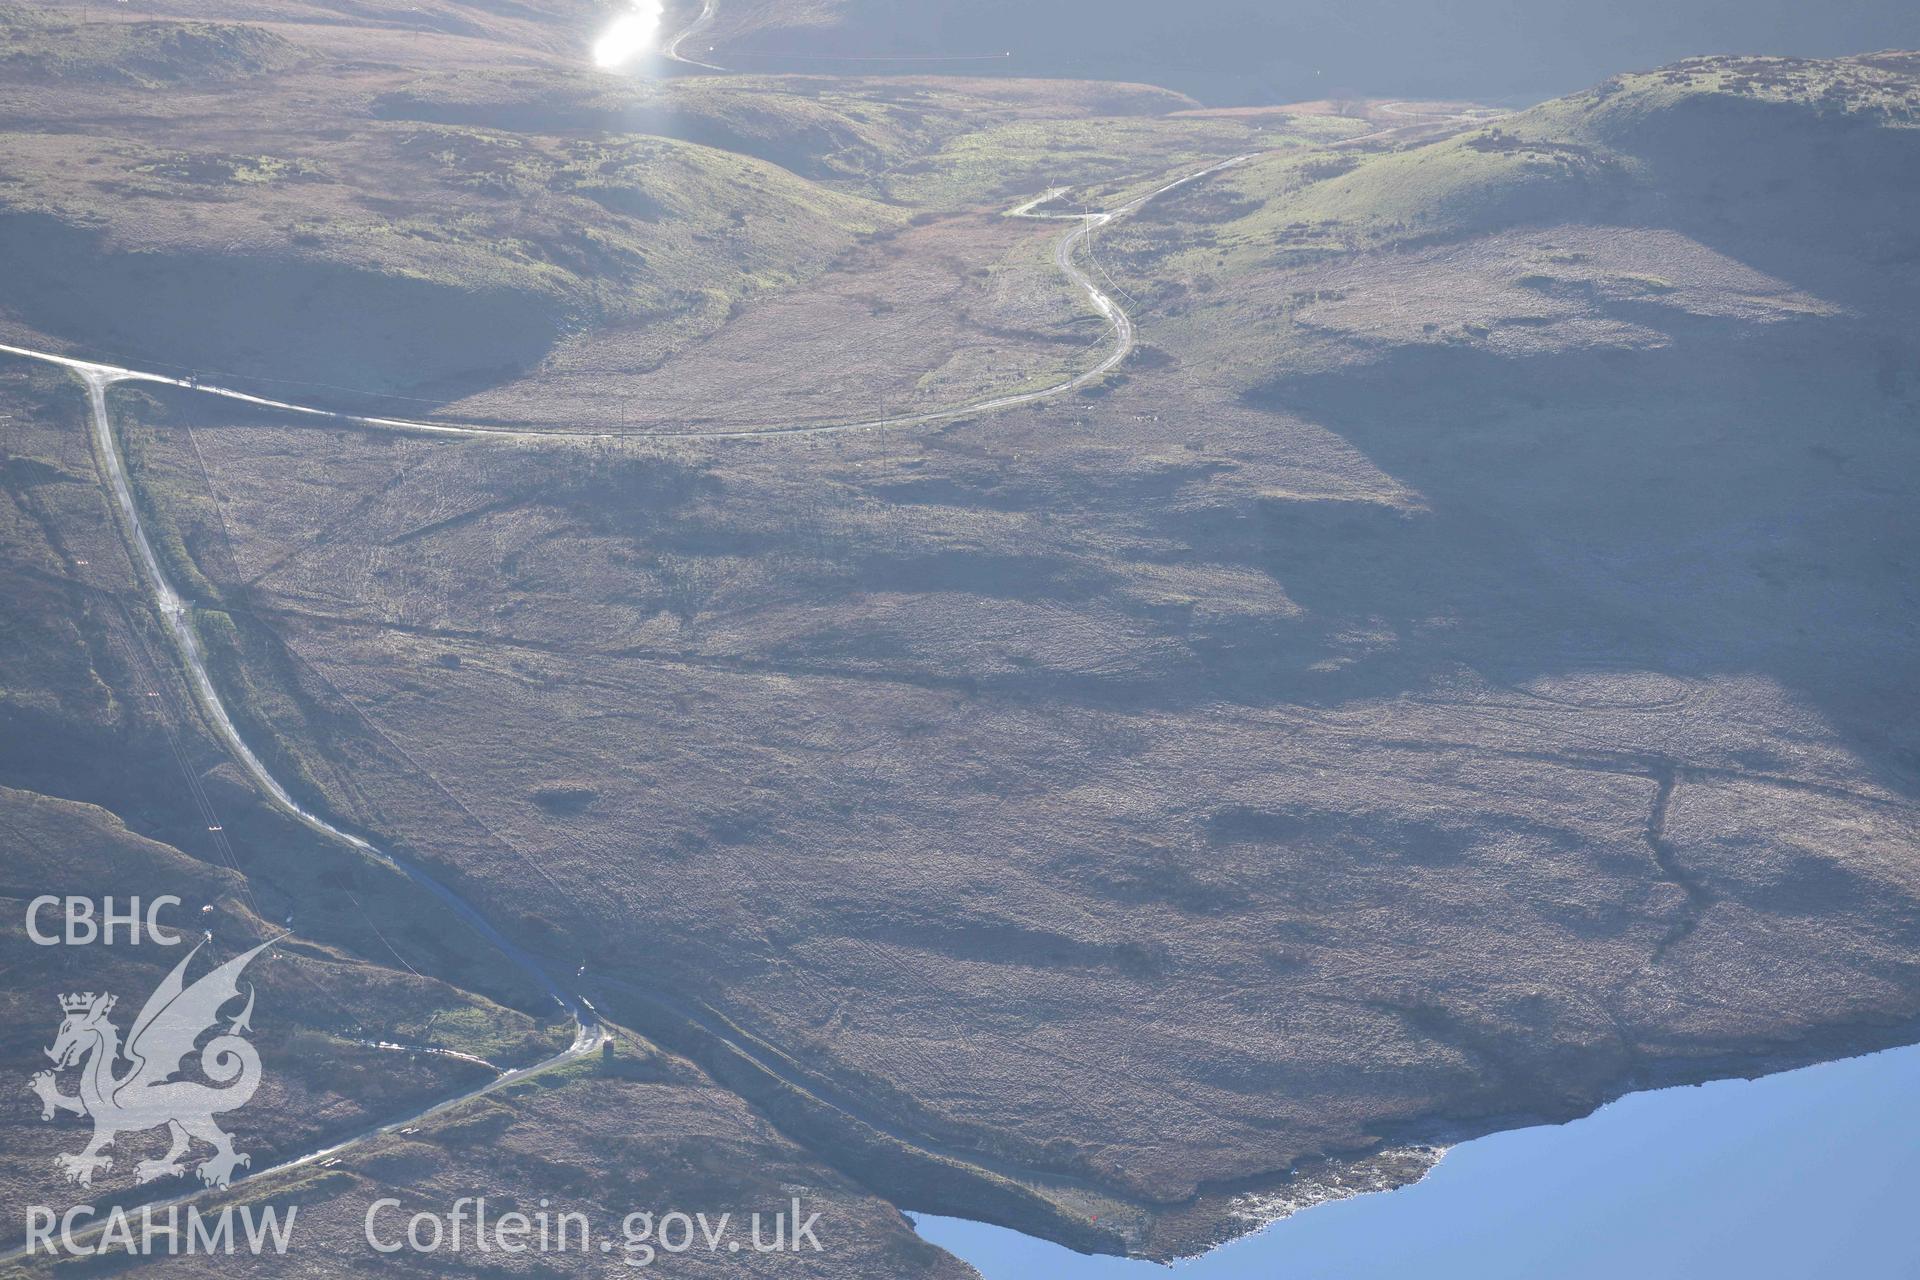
0,147 -> 1269,1252
0,97 -> 1487,1260
0,152 -> 1250,444
0,96 -> 1487,446
77,364 -> 593,1040
0,375 -> 604,1264
661,0 -> 723,69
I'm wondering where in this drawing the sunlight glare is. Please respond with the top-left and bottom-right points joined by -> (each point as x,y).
592,0 -> 664,69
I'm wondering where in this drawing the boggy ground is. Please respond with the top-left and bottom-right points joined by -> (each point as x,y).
81,55 -> 1920,1258
0,364 -> 962,1278
435,212 -> 1094,431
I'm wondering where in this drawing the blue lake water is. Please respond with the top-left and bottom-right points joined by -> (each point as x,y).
913,1041 -> 1920,1279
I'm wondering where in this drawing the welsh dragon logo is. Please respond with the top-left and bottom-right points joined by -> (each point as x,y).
28,938 -> 272,1190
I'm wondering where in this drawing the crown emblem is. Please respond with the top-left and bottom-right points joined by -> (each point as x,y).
60,992 -> 111,1015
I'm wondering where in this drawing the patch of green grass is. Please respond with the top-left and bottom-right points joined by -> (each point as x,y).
265,125 -> 903,325
885,112 -> 1362,210
0,99 -> 906,397
425,1002 -> 573,1062
1180,129 -> 1626,268
1130,51 -> 1916,295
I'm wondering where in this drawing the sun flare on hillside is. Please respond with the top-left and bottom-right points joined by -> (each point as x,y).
593,0 -> 664,68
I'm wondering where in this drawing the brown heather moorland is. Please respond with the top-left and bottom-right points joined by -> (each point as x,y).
1,0 -> 1918,1266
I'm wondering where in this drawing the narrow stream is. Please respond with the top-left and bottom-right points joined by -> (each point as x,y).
916,1042 -> 1920,1279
